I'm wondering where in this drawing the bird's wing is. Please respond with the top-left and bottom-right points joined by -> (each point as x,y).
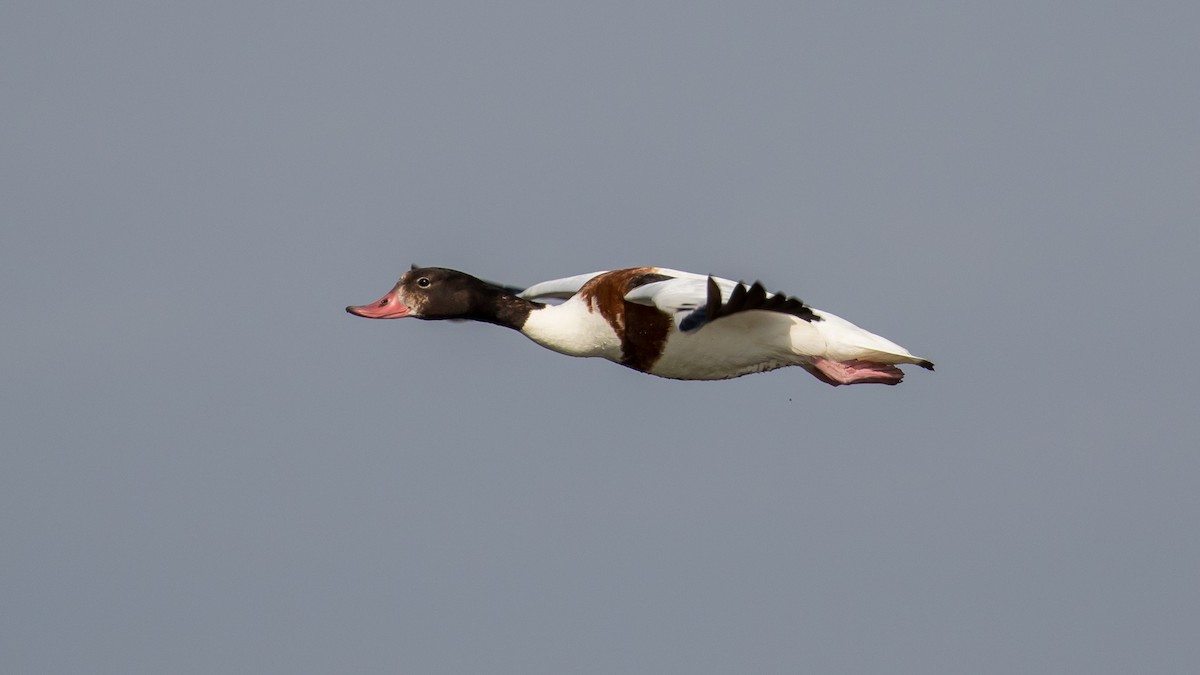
625,273 -> 819,332
623,274 -> 741,331
518,271 -> 609,301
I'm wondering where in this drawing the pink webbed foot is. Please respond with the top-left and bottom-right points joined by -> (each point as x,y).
808,358 -> 905,386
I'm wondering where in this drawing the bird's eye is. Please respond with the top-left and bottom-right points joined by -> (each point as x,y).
417,277 -> 431,288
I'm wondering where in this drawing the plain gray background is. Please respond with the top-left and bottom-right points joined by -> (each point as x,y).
3,2 -> 1198,673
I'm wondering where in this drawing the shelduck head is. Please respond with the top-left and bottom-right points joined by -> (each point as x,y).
346,266 -> 528,322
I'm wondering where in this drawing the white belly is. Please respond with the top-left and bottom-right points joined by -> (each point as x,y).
648,313 -> 803,380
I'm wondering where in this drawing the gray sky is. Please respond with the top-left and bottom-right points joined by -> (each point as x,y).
3,2 -> 1198,673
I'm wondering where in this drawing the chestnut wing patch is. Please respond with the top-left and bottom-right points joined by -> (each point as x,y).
578,268 -> 676,372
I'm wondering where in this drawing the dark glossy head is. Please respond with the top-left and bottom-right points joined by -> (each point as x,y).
346,266 -> 535,327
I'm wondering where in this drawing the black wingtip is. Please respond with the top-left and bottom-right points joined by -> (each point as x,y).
918,360 -> 935,371
704,276 -> 722,323
692,276 -> 822,330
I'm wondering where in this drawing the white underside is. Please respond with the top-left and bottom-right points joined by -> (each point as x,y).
520,298 -> 927,381
649,312 -> 798,379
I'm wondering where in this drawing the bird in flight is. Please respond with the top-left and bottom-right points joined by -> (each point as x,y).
347,266 -> 933,385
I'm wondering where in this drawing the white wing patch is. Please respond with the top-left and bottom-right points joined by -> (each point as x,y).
624,276 -> 739,311
624,274 -> 757,331
625,273 -> 819,332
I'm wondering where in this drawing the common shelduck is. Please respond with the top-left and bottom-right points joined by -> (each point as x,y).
346,266 -> 934,385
